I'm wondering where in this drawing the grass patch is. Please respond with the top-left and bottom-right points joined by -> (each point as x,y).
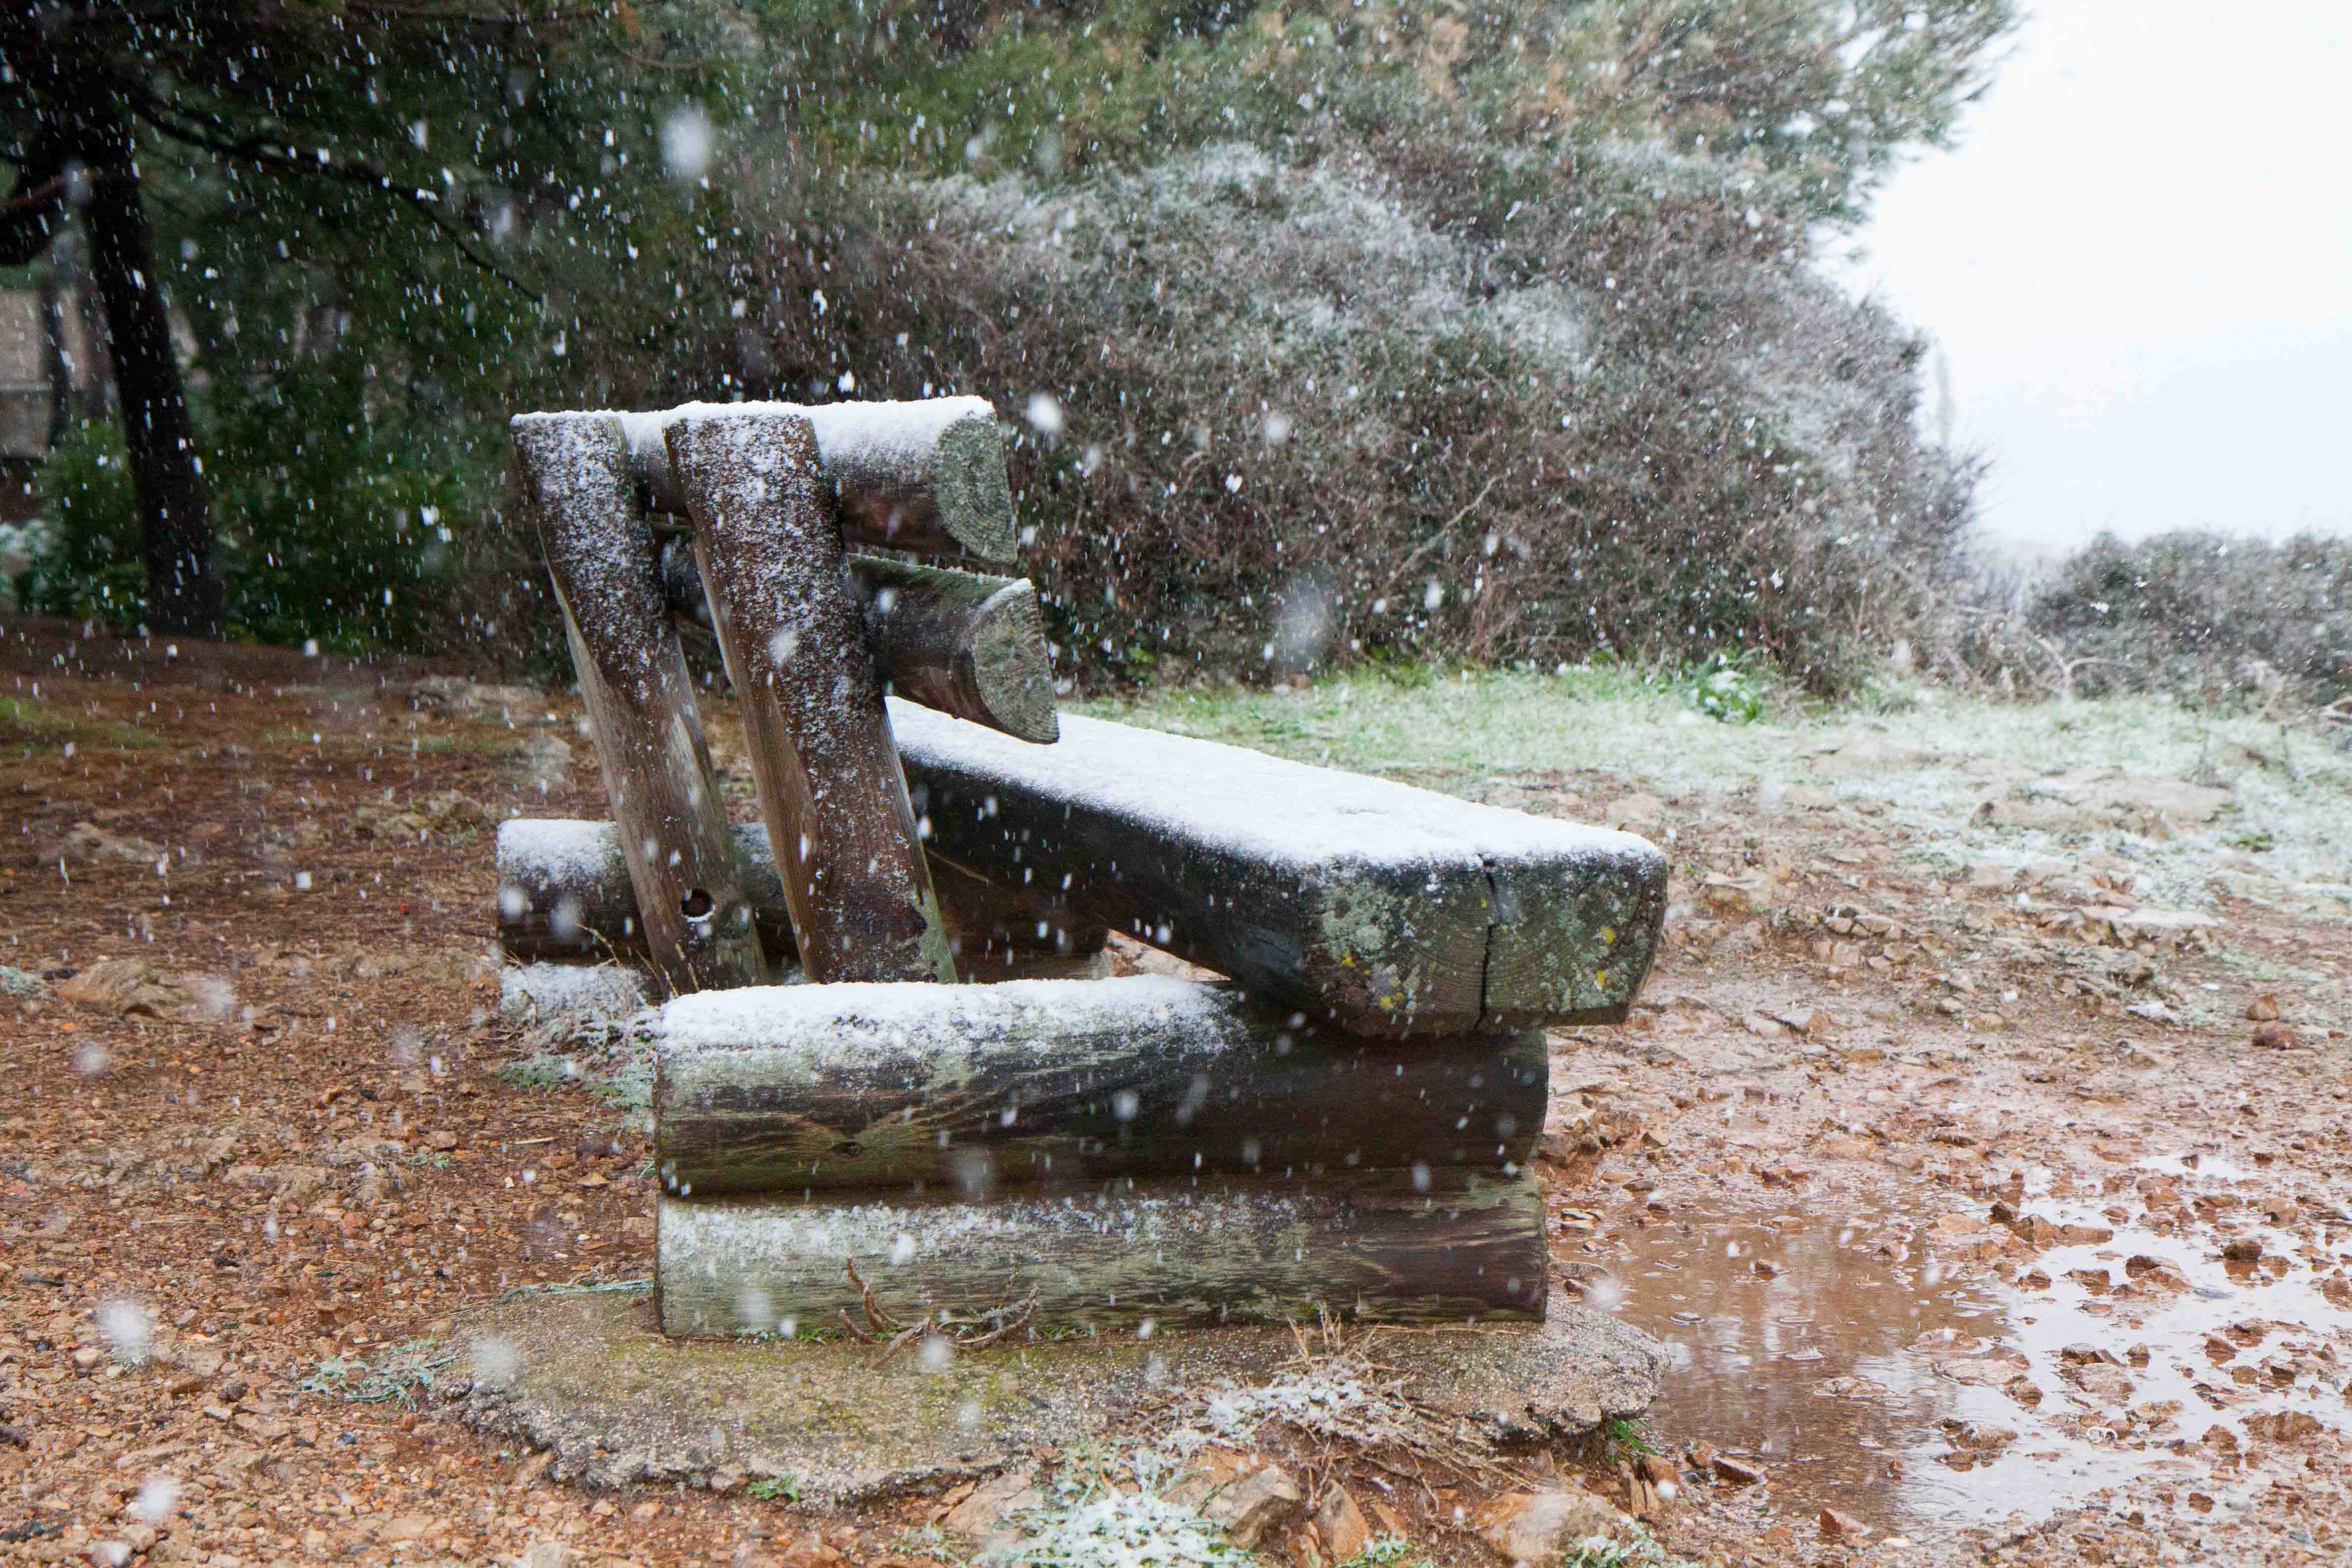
492,1051 -> 654,1114
300,1338 -> 454,1409
495,1277 -> 651,1302
1602,1416 -> 1656,1459
1681,652 -> 1770,725
1564,1525 -> 1705,1568
1078,668 -> 2352,915
1073,664 -> 1681,778
884,1526 -> 962,1562
0,695 -> 160,752
969,1448 -> 1262,1568
746,1475 -> 802,1503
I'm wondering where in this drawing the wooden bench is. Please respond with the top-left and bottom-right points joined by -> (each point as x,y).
510,395 -> 1666,1339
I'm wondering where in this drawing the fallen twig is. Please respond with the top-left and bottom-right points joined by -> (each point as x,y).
843,1257 -> 905,1337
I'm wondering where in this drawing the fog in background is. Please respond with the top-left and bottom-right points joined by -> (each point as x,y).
1836,0 -> 2352,559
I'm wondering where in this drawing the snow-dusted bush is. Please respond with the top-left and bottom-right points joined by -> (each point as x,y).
500,0 -> 2014,690
719,127 -> 1982,691
2029,531 -> 2352,707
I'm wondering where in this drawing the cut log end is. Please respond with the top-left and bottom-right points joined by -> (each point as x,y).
864,564 -> 1057,745
925,410 -> 1017,564
959,579 -> 1058,743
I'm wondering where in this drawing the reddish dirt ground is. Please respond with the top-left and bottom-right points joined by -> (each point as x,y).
2,619 -> 2347,1568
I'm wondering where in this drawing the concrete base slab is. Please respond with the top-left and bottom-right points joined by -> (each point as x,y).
431,1288 -> 1666,1505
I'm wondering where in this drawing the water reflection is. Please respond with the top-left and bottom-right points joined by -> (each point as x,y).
1594,1173 -> 2351,1534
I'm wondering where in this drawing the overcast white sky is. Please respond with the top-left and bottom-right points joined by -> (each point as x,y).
1833,0 -> 2352,557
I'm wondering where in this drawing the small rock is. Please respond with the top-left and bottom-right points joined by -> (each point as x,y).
2247,994 -> 2280,1022
426,1130 -> 460,1152
1818,1508 -> 1872,1542
2243,1411 -> 2323,1443
2252,1025 -> 2297,1050
1313,1485 -> 1370,1563
1604,793 -> 1666,831
1474,1490 -> 1634,1566
56,959 -> 232,1021
1712,1456 -> 1763,1487
2221,1237 -> 2264,1264
51,821 -> 164,865
519,1544 -> 583,1568
2070,1364 -> 2135,1406
2123,1255 -> 2189,1291
1194,1461 -> 1304,1549
941,1468 -> 1040,1552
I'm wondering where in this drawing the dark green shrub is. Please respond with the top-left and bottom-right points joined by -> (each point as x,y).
20,368 -> 480,651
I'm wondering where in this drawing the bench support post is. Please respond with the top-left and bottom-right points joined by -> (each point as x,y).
514,413 -> 768,995
665,407 -> 956,984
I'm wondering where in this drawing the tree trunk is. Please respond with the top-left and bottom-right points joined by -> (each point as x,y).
84,157 -> 221,637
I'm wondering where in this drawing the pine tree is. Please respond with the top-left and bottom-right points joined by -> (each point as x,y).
0,0 -> 621,635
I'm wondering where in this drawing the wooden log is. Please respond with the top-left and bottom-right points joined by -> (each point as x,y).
661,538 -> 1058,744
655,1166 -> 1548,1336
511,412 -> 768,994
930,857 -> 1111,976
493,820 -> 1108,972
889,702 -> 1670,1037
652,976 -> 1544,1197
624,398 -> 1014,563
666,406 -> 956,985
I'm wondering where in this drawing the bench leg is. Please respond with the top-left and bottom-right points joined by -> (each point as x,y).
514,412 -> 768,995
665,406 -> 955,984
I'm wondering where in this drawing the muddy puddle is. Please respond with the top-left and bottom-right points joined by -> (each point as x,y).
1581,1155 -> 2352,1536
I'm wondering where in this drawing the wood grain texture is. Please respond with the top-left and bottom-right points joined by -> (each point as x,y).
891,704 -> 1670,1037
494,820 -> 1108,974
655,1167 -> 1548,1336
627,399 -> 1014,563
858,558 -> 1057,744
667,407 -> 955,984
653,977 -> 1544,1197
661,539 -> 1056,744
511,412 -> 768,995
